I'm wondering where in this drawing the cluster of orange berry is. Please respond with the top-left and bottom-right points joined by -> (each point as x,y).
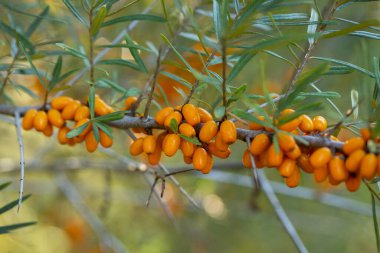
242,109 -> 380,192
22,95 -> 114,152
129,103 -> 237,174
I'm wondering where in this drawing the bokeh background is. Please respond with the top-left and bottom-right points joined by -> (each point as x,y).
1,0 -> 380,252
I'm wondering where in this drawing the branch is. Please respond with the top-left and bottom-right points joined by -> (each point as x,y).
14,109 -> 25,212
143,50 -> 162,118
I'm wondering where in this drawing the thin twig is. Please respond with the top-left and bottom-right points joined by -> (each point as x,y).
143,49 -> 162,118
14,109 -> 25,212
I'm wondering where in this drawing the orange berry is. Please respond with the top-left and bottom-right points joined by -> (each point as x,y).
313,166 -> 328,183
285,167 -> 301,188
99,130 -> 113,148
328,156 -> 348,182
297,153 -> 314,173
259,148 -> 270,167
345,173 -> 361,192
74,118 -> 91,138
182,104 -> 200,126
143,135 -> 156,155
312,116 -> 327,132
219,120 -> 237,145
164,111 -> 182,129
267,143 -> 284,167
147,144 -> 162,165
42,123 -> 53,137
310,147 -> 332,168
208,142 -> 231,159
242,149 -> 252,168
155,107 -> 174,125
277,109 -> 301,132
360,153 -> 377,180
215,131 -> 229,151
22,109 -> 37,130
48,109 -> 65,128
180,139 -> 195,157
193,147 -> 208,170
345,149 -> 365,173
277,132 -> 296,152
33,111 -> 48,131
342,137 -> 365,155
360,128 -> 371,141
129,138 -> 144,156
73,135 -> 84,144
162,134 -> 180,157
299,114 -> 314,133
183,155 -> 193,164
58,126 -> 70,144
132,128 -> 145,134
125,96 -> 137,110
199,121 -> 218,143
74,106 -> 90,121
62,100 -> 81,120
51,96 -> 73,110
250,133 -> 270,156
202,153 -> 214,174
85,131 -> 98,153
179,123 -> 196,137
94,96 -> 111,116
248,115 -> 265,130
286,144 -> 301,160
198,107 -> 213,123
279,158 -> 297,178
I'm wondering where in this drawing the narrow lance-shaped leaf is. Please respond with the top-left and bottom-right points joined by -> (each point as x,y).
322,19 -> 380,39
90,5 -> 108,36
0,22 -> 34,50
25,6 -> 50,37
0,182 -> 11,191
0,222 -> 37,234
0,194 -> 31,215
97,59 -> 141,71
19,42 -> 47,89
96,121 -> 113,138
66,121 -> 90,138
124,33 -> 147,73
227,53 -> 256,83
94,111 -> 124,122
102,14 -> 166,27
56,43 -> 88,60
63,0 -> 89,27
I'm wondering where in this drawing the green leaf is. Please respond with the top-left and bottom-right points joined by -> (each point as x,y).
0,182 -> 11,191
213,0 -> 228,41
102,14 -> 166,27
0,194 -> 31,215
231,0 -> 267,34
66,121 -> 90,138
13,84 -> 39,99
90,5 -> 108,36
179,134 -> 202,145
95,121 -> 113,138
89,86 -> 96,119
97,59 -> 141,71
227,84 -> 247,106
373,57 -> 380,94
96,43 -> 151,52
48,68 -> 79,89
214,106 -> 225,120
324,65 -> 354,75
227,53 -> 256,84
0,22 -> 34,50
97,78 -> 127,93
297,91 -> 341,98
232,108 -> 273,129
94,111 -> 124,122
277,102 -> 322,126
322,20 -> 380,39
19,42 -> 47,89
160,71 -> 193,89
52,56 -> 62,81
124,33 -> 147,73
264,50 -> 296,68
63,0 -> 89,27
0,222 -> 37,234
56,43 -> 88,60
25,6 -> 50,37
169,118 -> 179,133
371,194 -> 380,253
92,123 -> 100,142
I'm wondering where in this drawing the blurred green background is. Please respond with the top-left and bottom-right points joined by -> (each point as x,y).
1,0 -> 380,252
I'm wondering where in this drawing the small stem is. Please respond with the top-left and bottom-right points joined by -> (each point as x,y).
143,49 -> 162,118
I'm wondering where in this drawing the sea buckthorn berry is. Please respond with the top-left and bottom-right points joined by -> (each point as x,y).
99,130 -> 113,148
279,158 -> 297,178
312,116 -> 327,132
162,134 -> 180,157
345,173 -> 361,192
259,148 -> 270,167
250,133 -> 270,156
74,106 -> 90,121
62,100 -> 81,120
329,175 -> 341,186
164,111 -> 182,129
22,109 -> 37,130
242,149 -> 252,168
360,128 -> 371,141
129,138 -> 144,156
202,153 -> 214,174
310,147 -> 332,168
42,123 -> 53,137
179,123 -> 196,137
277,132 -> 296,152
73,135 -> 84,144
58,126 -> 70,144
155,107 -> 174,125
125,96 -> 137,110
267,143 -> 284,167
132,128 -> 146,134
254,155 -> 264,168
33,111 -> 48,131
220,120 -> 237,145
51,96 -> 73,110
94,96 -> 111,116
248,115 -> 265,130
215,132 -> 229,151
345,149 -> 366,173
342,137 -> 365,155
48,109 -> 64,128
285,167 -> 301,188
208,142 -> 231,159
74,118 -> 91,138
313,166 -> 328,183
360,153 -> 377,180
183,155 -> 193,164
85,131 -> 98,153
193,147 -> 208,170
198,108 -> 213,123
286,144 -> 301,160
297,153 -> 314,173
329,156 -> 348,182
143,135 -> 156,155
299,115 -> 314,133
199,121 -> 218,143
277,109 -> 301,132
180,139 -> 195,157
182,104 -> 200,126
147,144 -> 162,165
